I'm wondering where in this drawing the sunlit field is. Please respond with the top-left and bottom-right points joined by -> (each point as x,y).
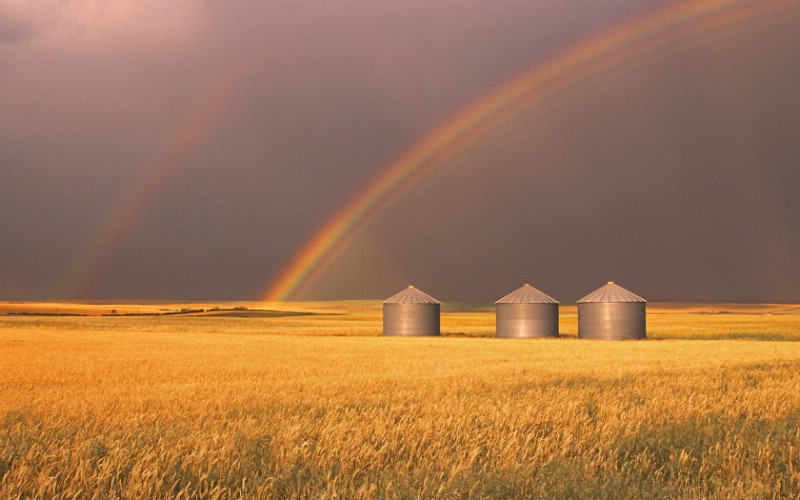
1,301 -> 799,497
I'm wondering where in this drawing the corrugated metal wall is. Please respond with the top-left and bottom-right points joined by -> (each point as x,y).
578,302 -> 646,340
383,303 -> 440,336
496,303 -> 559,338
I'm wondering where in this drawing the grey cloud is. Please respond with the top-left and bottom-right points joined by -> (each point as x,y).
0,0 -> 797,302
0,9 -> 36,43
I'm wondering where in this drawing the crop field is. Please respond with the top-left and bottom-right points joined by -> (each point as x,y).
1,301 -> 800,497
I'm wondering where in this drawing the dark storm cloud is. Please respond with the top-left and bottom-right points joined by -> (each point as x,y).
0,0 -> 798,302
304,5 -> 800,303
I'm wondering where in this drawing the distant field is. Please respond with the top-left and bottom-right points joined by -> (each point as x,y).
1,301 -> 799,497
2,300 -> 800,340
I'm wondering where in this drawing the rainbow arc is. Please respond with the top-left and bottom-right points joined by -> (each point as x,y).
263,0 -> 792,301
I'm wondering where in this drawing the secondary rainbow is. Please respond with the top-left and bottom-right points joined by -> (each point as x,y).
64,50 -> 260,297
263,0 -> 794,301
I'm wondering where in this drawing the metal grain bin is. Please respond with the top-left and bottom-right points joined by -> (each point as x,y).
495,284 -> 559,338
577,282 -> 646,340
383,286 -> 440,336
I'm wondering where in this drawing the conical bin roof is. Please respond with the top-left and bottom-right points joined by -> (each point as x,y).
383,286 -> 440,304
496,284 -> 558,304
578,282 -> 646,303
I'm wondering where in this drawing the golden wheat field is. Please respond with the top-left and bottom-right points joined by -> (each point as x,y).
1,301 -> 800,498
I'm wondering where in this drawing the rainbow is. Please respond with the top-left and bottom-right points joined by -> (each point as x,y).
64,49 -> 260,297
263,0 -> 795,301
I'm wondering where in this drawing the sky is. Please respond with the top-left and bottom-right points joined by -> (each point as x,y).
1,0 -> 799,303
